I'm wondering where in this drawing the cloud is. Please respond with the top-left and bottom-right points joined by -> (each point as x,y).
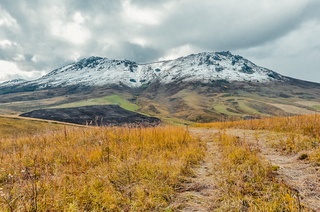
129,0 -> 171,7
158,44 -> 200,61
113,42 -> 163,62
0,60 -> 45,82
121,0 -> 164,26
0,0 -> 319,83
148,1 -> 311,49
235,19 -> 320,82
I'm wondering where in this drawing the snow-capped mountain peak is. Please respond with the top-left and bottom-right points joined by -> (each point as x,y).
22,51 -> 287,89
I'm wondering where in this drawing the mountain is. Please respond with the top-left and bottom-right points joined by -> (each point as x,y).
4,51 -> 285,90
0,78 -> 27,87
1,51 -> 320,123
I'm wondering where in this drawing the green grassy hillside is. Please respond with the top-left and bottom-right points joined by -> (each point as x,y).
52,95 -> 139,111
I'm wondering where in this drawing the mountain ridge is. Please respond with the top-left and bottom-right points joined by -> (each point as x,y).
1,51 -> 288,91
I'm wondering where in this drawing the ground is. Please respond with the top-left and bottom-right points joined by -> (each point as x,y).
20,105 -> 161,126
172,128 -> 320,211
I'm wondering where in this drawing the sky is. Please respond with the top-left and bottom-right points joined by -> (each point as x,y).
0,0 -> 320,83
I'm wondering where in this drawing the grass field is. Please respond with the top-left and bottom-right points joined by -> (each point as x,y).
237,101 -> 260,114
0,97 -> 66,115
213,132 -> 304,211
213,105 -> 241,116
1,114 -> 319,210
52,95 -> 139,111
312,105 -> 320,111
0,117 -> 204,211
193,114 -> 320,210
0,116 -> 65,138
197,114 -> 320,165
270,103 -> 318,115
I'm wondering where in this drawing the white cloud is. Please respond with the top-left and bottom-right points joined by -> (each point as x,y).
0,60 -> 41,82
121,0 -> 163,25
73,12 -> 85,24
0,7 -> 17,27
50,19 -> 91,45
71,51 -> 81,61
31,55 -> 39,63
159,44 -> 199,61
0,39 -> 14,47
13,54 -> 25,61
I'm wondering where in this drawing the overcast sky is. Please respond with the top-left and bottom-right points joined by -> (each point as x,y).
0,0 -> 320,83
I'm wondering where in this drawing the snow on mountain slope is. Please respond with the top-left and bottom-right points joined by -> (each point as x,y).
26,51 -> 287,88
0,79 -> 27,87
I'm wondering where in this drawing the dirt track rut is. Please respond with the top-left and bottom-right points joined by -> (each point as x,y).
169,129 -> 223,211
172,128 -> 320,211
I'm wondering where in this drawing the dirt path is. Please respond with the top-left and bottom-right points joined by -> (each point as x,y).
224,129 -> 320,211
175,128 -> 320,211
169,129 -> 223,211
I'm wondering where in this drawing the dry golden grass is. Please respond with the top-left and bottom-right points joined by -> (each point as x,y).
197,114 -> 320,137
2,114 -> 318,211
214,132 -> 306,211
0,116 -> 65,138
0,123 -> 204,211
197,114 -> 320,165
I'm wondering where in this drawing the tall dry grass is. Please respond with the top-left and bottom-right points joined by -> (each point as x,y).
197,114 -> 320,138
0,125 -> 204,211
197,114 -> 320,165
214,132 -> 306,211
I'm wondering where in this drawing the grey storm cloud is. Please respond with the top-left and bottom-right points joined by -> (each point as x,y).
0,0 -> 320,82
146,1 -> 312,49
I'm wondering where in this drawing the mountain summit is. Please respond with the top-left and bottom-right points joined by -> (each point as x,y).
13,51 -> 286,89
